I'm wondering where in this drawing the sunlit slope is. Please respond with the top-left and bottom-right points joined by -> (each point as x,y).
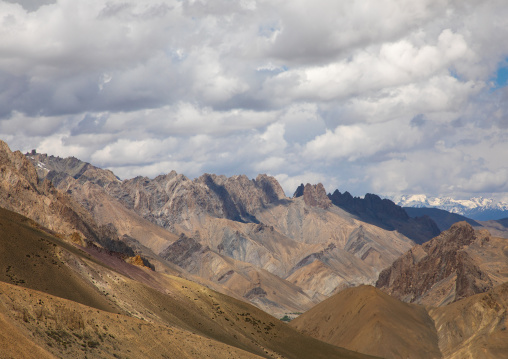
291,283 -> 508,359
429,282 -> 508,359
0,206 -> 377,359
0,207 -> 119,313
0,281 -> 264,359
290,285 -> 441,359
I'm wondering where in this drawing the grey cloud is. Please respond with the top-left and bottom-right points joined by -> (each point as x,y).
5,0 -> 55,12
2,0 -> 508,200
410,114 -> 426,128
266,0 -> 444,65
71,113 -> 109,135
0,72 -> 29,118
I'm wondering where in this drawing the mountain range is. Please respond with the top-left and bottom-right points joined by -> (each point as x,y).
0,139 -> 507,358
392,194 -> 508,221
26,148 -> 440,317
0,205 -> 371,359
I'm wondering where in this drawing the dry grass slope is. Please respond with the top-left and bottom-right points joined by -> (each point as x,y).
0,281 -> 264,359
291,284 -> 508,359
429,282 -> 508,359
0,206 -> 377,359
290,285 -> 441,359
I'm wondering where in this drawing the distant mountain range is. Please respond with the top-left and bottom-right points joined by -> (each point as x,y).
391,194 -> 508,221
1,139 -> 508,358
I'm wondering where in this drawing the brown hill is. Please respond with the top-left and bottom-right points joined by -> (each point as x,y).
0,281 -> 264,359
0,206 -> 118,313
290,284 -> 508,359
290,285 -> 441,359
0,205 -> 377,359
429,282 -> 508,359
376,222 -> 508,306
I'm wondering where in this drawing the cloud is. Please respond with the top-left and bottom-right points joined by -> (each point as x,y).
264,29 -> 473,107
2,0 -> 508,199
4,0 -> 55,12
304,120 -> 423,162
458,169 -> 508,193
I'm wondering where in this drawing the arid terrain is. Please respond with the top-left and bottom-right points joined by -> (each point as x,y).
291,284 -> 508,359
0,206 -> 376,359
26,148 -> 434,316
376,222 -> 508,306
1,139 -> 507,358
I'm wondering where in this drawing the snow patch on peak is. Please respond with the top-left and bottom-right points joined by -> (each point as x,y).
388,194 -> 508,220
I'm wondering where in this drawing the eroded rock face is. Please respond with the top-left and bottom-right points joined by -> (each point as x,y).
26,149 -> 419,315
0,141 -> 136,257
294,183 -> 332,209
159,234 -> 205,267
304,183 -> 332,209
376,222 -> 501,305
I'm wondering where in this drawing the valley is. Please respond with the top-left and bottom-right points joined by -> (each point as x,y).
0,139 -> 507,358
26,149 -> 428,316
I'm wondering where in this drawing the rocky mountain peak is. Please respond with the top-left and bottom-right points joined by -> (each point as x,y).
295,183 -> 332,209
193,173 -> 286,216
329,190 -> 409,221
154,170 -> 186,183
254,174 -> 286,202
0,140 -> 39,188
376,221 -> 497,305
422,221 -> 477,254
293,183 -> 305,198
27,152 -> 119,187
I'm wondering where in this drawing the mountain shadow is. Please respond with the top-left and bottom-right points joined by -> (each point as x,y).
327,189 -> 440,244
404,207 -> 482,231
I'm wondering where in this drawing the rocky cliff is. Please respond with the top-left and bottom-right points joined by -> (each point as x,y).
0,142 -> 127,252
376,222 -> 508,306
293,183 -> 332,209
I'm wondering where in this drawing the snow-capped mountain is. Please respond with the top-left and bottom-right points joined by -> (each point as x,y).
390,194 -> 508,221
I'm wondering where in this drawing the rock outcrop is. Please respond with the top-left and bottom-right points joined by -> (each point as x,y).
27,149 -> 418,316
376,222 -> 508,305
0,140 -> 140,260
294,183 -> 332,209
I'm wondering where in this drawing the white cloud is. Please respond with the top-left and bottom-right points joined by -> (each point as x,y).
91,138 -> 178,167
2,0 -> 508,199
304,119 -> 423,161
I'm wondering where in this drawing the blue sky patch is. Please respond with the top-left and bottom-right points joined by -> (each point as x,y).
491,59 -> 508,89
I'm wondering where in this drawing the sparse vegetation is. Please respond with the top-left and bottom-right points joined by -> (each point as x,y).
280,315 -> 292,322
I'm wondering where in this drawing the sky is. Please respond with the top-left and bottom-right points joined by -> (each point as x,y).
1,0 -> 508,199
